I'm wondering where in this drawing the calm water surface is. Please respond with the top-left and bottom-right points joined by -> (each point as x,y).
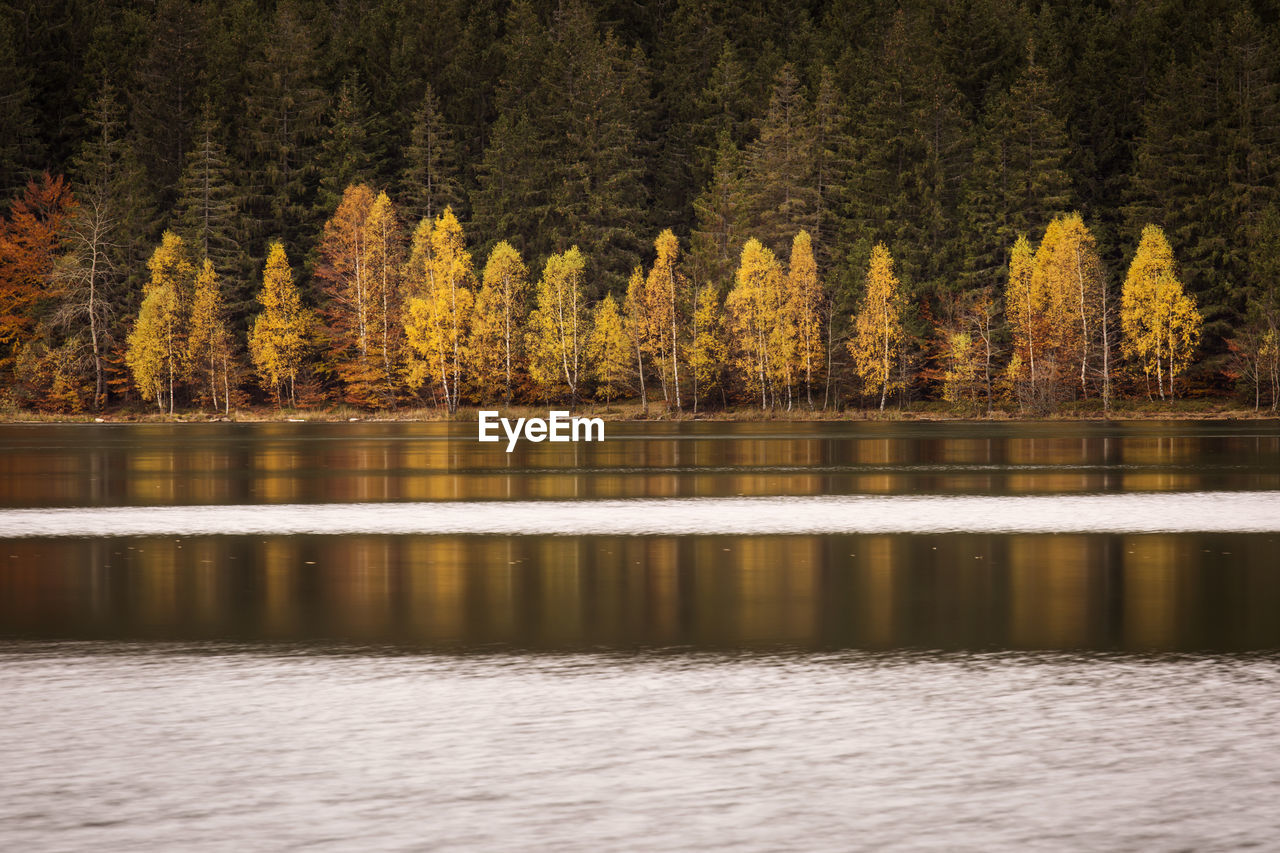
2,420 -> 1279,850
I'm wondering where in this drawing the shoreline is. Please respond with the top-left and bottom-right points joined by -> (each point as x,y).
2,400 -> 1277,425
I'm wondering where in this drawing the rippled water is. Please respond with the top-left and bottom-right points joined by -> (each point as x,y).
3,645 -> 1278,851
2,420 -> 1280,849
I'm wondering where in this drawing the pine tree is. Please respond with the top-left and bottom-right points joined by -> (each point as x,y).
850,243 -> 906,410
244,1 -> 325,253
315,74 -> 374,218
690,132 -> 748,291
401,84 -> 464,226
248,241 -> 308,407
0,17 -> 43,202
743,64 -> 816,255
962,45 -> 1073,289
174,100 -> 248,308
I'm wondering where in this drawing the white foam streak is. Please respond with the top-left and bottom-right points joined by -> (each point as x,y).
1,492 -> 1279,537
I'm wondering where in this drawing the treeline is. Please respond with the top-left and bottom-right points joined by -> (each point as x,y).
1,0 -> 1280,412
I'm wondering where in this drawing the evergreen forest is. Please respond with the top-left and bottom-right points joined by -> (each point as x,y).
2,0 -> 1279,415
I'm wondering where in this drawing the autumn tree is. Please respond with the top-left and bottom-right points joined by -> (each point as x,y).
248,241 -> 308,407
526,246 -> 588,403
185,259 -> 234,413
403,207 -> 473,413
587,293 -> 631,404
623,266 -> 650,414
643,229 -> 688,409
127,232 -> 193,414
850,243 -> 906,410
361,191 -> 403,406
688,282 -> 726,412
0,174 -> 74,383
726,238 -> 787,409
469,241 -> 529,405
787,231 -> 824,408
1031,213 -> 1109,404
1122,224 -> 1202,399
315,183 -> 377,405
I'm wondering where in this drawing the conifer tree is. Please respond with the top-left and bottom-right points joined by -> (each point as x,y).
315,74 -> 374,218
174,100 -> 248,307
248,241 -> 308,407
743,64 -> 816,255
1122,225 -> 1201,399
690,132 -> 748,291
401,84 -> 464,226
850,243 -> 905,410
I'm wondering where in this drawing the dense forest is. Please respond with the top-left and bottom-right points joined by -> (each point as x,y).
1,0 -> 1279,414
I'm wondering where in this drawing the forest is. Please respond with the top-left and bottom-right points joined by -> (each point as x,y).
1,0 -> 1279,415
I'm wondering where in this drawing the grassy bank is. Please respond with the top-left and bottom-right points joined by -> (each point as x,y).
1,397 -> 1276,424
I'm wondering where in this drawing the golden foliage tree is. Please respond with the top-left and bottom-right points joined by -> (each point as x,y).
185,259 -> 234,413
1122,224 -> 1202,398
361,191 -> 403,405
315,183 -> 377,404
127,231 -> 192,414
248,241 -> 308,407
726,238 -> 786,408
1003,233 -> 1046,406
526,246 -> 587,402
643,228 -> 688,409
623,266 -> 650,414
587,293 -> 631,404
1030,213 -> 1109,405
689,282 -> 726,411
403,207 -> 474,413
786,230 -> 824,408
470,240 -> 529,405
850,242 -> 905,410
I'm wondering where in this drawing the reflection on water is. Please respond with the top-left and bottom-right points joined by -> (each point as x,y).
1,421 -> 1278,507
3,532 -> 1278,651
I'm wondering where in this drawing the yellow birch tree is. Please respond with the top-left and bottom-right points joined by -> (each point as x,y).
1121,224 -> 1201,399
623,266 -> 650,414
469,240 -> 529,405
526,247 -> 588,403
127,231 -> 193,414
689,282 -> 726,412
360,191 -> 403,406
850,242 -> 905,410
643,229 -> 688,409
402,207 -> 474,413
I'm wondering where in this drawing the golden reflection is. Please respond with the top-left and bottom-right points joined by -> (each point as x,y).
1122,536 -> 1188,649
1007,536 -> 1092,648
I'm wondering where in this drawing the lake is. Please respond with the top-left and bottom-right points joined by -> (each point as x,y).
2,420 -> 1279,850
